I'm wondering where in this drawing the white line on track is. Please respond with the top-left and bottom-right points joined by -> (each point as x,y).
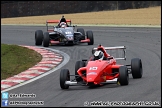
1,46 -> 70,93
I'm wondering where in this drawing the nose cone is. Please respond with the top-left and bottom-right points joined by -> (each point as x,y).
87,76 -> 99,85
87,77 -> 94,82
86,72 -> 97,82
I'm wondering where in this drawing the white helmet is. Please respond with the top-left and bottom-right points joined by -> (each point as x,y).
94,50 -> 104,60
60,22 -> 67,28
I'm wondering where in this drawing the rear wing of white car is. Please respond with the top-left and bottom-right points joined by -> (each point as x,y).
93,46 -> 126,60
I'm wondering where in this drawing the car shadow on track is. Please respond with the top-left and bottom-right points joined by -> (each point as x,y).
58,78 -> 139,91
58,83 -> 120,91
50,43 -> 93,47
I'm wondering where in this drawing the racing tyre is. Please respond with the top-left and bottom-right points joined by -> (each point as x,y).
35,30 -> 43,45
77,28 -> 85,40
60,69 -> 70,89
131,58 -> 143,78
75,61 -> 86,82
92,49 -> 95,54
86,31 -> 94,45
118,66 -> 129,86
43,32 -> 50,47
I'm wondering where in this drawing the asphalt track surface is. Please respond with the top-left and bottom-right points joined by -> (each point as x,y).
1,25 -> 161,107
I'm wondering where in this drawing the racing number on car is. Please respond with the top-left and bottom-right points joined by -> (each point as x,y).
89,67 -> 98,70
65,31 -> 72,34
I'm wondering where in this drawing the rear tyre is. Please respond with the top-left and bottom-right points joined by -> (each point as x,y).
75,61 -> 86,82
131,58 -> 143,78
118,66 -> 129,86
43,32 -> 50,47
77,28 -> 85,40
35,30 -> 43,45
60,69 -> 70,89
86,31 -> 94,45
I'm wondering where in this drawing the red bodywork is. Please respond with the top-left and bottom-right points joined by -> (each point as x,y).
80,39 -> 90,43
50,39 -> 90,45
77,45 -> 123,85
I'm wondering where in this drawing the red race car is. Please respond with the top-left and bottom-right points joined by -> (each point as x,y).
60,45 -> 143,89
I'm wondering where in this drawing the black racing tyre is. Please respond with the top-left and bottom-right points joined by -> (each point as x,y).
43,32 -> 50,47
77,28 -> 85,40
92,49 -> 95,55
118,66 -> 129,86
131,58 -> 143,78
75,61 -> 86,82
60,69 -> 70,89
35,30 -> 43,45
86,31 -> 94,45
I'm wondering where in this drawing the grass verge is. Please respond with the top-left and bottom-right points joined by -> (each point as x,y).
1,44 -> 42,80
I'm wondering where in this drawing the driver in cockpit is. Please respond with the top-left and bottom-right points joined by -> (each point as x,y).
58,16 -> 69,27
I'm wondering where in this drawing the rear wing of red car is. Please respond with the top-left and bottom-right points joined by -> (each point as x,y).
46,20 -> 72,32
92,45 -> 126,60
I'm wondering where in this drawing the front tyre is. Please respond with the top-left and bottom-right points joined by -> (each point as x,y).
75,61 -> 86,82
118,66 -> 129,86
35,30 -> 43,45
86,31 -> 94,45
43,32 -> 50,47
60,69 -> 70,89
77,28 -> 85,40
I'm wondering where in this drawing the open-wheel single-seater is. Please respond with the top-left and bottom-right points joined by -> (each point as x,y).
60,45 -> 143,89
35,16 -> 94,47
